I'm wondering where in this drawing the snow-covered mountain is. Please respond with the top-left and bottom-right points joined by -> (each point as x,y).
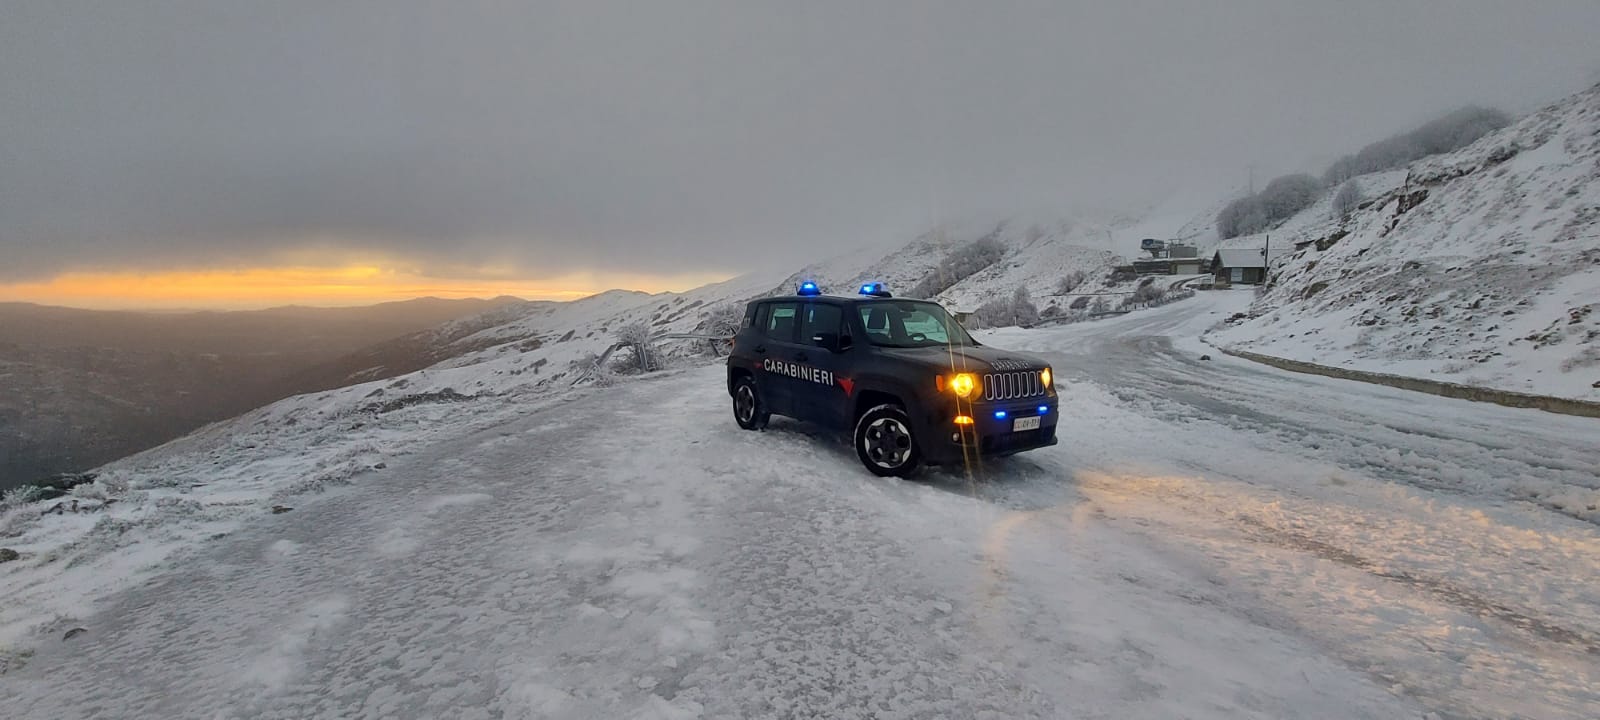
1210,82 -> 1600,402
0,216 -> 1135,652
285,221 -> 1132,402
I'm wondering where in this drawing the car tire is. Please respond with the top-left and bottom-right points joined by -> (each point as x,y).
854,403 -> 921,477
732,375 -> 769,430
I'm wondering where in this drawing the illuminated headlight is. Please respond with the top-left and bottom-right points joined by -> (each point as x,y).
947,373 -> 978,398
1040,367 -> 1052,388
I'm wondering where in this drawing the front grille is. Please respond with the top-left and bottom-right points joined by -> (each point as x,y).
982,370 -> 1045,401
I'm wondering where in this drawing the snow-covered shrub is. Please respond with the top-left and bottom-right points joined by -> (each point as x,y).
1106,267 -> 1138,285
1333,179 -> 1363,219
971,299 -> 1012,329
1056,271 -> 1086,295
0,485 -> 47,538
700,303 -> 746,339
68,482 -> 110,502
1122,284 -> 1168,307
614,323 -> 660,373
1,484 -> 44,510
970,287 -> 1041,328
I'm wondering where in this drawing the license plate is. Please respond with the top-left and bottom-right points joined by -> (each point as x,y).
1012,416 -> 1041,432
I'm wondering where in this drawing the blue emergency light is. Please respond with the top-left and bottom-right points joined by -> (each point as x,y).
1038,405 -> 1050,414
994,410 -> 1007,419
797,281 -> 821,296
858,282 -> 892,298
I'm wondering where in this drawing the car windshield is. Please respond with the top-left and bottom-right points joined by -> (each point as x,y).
856,301 -> 976,348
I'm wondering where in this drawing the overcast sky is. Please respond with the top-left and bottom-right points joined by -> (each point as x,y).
4,0 -> 1599,288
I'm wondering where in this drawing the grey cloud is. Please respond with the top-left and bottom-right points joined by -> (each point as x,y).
4,1 -> 1599,281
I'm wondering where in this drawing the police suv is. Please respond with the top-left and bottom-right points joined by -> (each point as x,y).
727,281 -> 1058,477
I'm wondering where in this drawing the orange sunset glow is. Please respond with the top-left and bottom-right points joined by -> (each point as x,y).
0,264 -> 736,310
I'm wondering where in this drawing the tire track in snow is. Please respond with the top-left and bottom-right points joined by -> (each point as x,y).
1232,514 -> 1600,656
993,294 -> 1600,719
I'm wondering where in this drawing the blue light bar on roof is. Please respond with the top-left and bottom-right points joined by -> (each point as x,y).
797,281 -> 821,296
858,282 -> 892,297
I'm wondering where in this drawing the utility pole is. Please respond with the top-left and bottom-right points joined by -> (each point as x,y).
1263,234 -> 1271,282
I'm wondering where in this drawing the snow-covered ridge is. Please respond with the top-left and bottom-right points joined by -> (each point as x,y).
0,215 -> 1133,652
769,219 -> 1125,313
1210,82 -> 1600,401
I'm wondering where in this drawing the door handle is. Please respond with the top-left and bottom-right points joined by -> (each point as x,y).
792,352 -> 808,362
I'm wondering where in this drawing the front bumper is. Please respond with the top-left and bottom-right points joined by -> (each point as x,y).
918,397 -> 1059,466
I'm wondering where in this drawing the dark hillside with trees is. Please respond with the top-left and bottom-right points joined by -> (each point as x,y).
0,297 -> 525,491
1217,106 -> 1509,239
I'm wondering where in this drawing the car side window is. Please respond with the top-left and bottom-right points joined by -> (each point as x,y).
798,302 -> 843,347
765,302 -> 799,341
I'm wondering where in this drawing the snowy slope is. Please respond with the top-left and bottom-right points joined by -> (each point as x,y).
5,293 -> 1599,719
929,222 -> 1122,313
1211,82 -> 1600,401
770,227 -> 945,299
770,219 -> 1126,312
1208,169 -> 1410,253
0,224 -> 1116,649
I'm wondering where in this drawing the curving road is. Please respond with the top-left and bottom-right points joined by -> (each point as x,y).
4,292 -> 1597,719
980,291 -> 1600,719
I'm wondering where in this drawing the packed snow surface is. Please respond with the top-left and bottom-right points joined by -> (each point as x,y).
4,292 -> 1598,719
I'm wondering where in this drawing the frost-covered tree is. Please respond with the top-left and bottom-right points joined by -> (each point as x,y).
1217,174 -> 1323,239
1259,174 -> 1323,220
700,303 -> 745,339
1217,195 -> 1268,239
1125,284 -> 1167,306
1011,287 -> 1040,326
969,286 -> 1041,328
614,323 -> 659,373
1056,270 -> 1086,295
971,298 -> 1011,328
907,225 -> 1008,298
1333,179 -> 1363,219
1323,106 -> 1511,184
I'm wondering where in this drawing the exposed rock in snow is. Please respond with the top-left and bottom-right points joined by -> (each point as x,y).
1210,82 -> 1600,401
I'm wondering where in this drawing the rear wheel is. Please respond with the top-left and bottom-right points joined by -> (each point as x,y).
854,404 -> 921,477
732,376 -> 769,430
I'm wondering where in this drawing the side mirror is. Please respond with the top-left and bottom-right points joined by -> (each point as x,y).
811,332 -> 846,353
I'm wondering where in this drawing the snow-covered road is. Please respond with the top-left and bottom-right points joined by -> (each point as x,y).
4,292 -> 1598,719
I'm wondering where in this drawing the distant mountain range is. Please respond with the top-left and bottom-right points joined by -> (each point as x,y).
0,296 -> 524,490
